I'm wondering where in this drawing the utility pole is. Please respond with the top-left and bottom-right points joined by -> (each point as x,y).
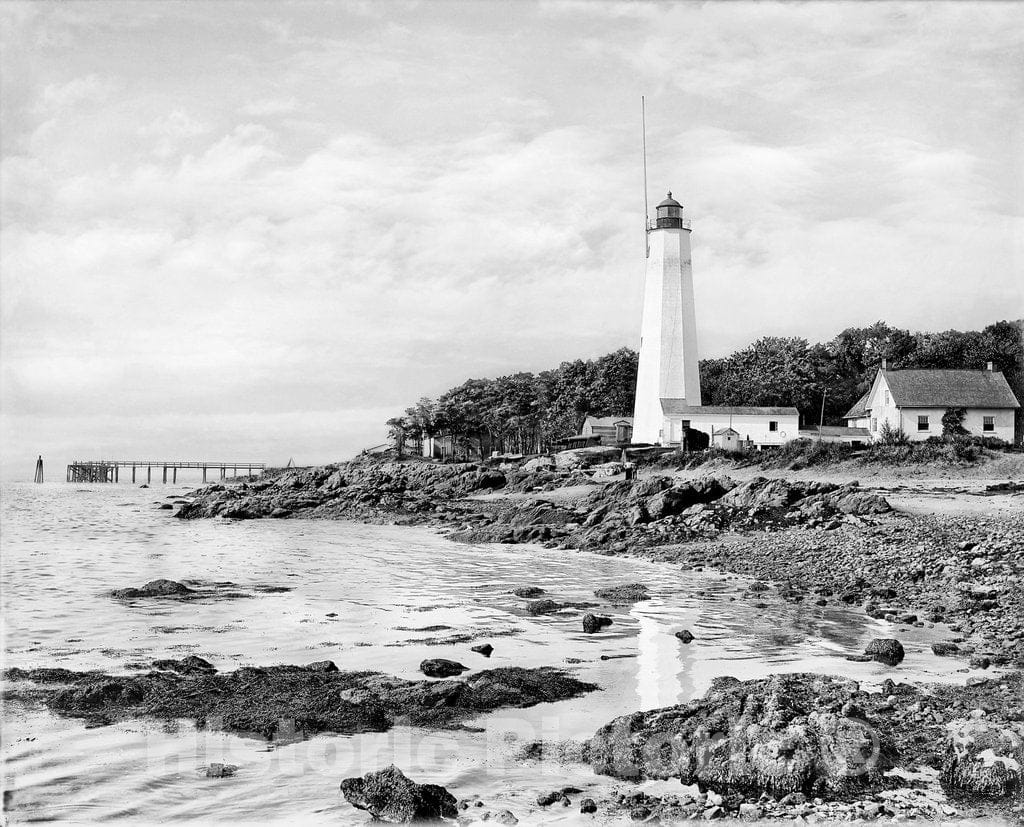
819,389 -> 827,440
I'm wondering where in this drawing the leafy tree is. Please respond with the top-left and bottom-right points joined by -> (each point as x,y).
390,319 -> 1022,452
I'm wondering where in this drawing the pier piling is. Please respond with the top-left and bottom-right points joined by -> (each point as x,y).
34,455 -> 44,483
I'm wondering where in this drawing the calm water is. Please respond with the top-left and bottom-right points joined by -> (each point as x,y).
1,482 -> 981,824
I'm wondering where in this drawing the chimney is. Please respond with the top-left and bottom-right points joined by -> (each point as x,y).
880,358 -> 888,370
987,361 -> 994,371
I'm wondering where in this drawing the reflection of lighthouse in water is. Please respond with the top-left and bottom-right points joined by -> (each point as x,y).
635,609 -> 696,710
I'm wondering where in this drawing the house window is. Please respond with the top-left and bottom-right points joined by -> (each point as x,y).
983,416 -> 995,432
769,421 -> 778,432
884,390 -> 890,405
871,418 -> 877,432
917,415 -> 929,431
681,420 -> 690,429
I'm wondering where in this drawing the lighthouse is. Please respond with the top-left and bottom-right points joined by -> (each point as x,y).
631,192 -> 701,444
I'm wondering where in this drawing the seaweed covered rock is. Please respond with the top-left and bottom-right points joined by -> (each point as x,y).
594,583 -> 649,603
151,655 -> 216,674
4,664 -> 597,738
582,613 -> 613,634
340,764 -> 457,822
110,579 -> 193,599
943,719 -> 1024,798
420,659 -> 468,678
589,673 -> 895,796
864,639 -> 905,666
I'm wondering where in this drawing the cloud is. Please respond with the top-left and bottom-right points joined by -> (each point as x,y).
1,1 -> 1021,479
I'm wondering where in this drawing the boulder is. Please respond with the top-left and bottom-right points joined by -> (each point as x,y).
595,583 -> 650,603
512,586 -> 545,598
111,579 -> 193,599
719,477 -> 799,509
589,673 -> 895,796
471,644 -> 494,657
554,447 -> 621,470
522,456 -> 556,473
527,599 -> 562,616
864,639 -> 905,666
419,659 -> 468,678
631,476 -> 671,499
943,719 -> 1023,797
205,763 -> 237,778
340,764 -> 458,822
675,629 -> 694,644
580,798 -> 597,814
582,614 -> 613,634
833,489 -> 891,515
625,505 -> 650,526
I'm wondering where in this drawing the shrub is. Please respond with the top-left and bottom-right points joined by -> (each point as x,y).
877,422 -> 909,446
942,408 -> 969,438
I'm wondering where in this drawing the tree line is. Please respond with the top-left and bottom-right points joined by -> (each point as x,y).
387,319 -> 1023,455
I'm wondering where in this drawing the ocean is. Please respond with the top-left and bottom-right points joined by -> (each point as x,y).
1,481 -> 969,824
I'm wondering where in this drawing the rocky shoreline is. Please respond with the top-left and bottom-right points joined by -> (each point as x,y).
33,454 -> 1020,822
176,456 -> 1024,668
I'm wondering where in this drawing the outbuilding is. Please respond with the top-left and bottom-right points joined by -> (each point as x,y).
661,400 -> 800,449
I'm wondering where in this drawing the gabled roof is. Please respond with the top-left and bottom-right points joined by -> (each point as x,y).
583,415 -> 634,427
661,399 -> 799,416
882,369 -> 1019,409
713,427 -> 740,436
843,390 -> 871,420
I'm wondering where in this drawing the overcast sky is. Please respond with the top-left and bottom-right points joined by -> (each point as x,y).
1,1 -> 1022,478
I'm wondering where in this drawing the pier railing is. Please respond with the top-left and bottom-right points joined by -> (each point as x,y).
66,460 -> 266,484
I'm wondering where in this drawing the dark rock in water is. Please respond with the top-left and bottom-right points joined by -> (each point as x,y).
512,586 -> 545,598
845,654 -> 874,663
932,642 -> 960,656
594,583 -> 650,603
205,763 -> 237,778
942,719 -> 1024,797
420,659 -> 468,678
864,638 -> 905,665
340,764 -> 457,822
305,660 -> 338,673
158,503 -> 173,509
674,629 -> 694,644
589,673 -> 896,796
139,484 -> 149,488
5,663 -> 596,738
471,644 -> 494,657
111,579 -> 193,599
152,655 -> 216,674
580,798 -> 597,814
536,790 -> 570,807
527,599 -> 562,615
253,585 -> 292,593
582,613 -> 613,634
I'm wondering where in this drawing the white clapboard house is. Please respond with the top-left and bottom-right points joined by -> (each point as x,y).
843,361 -> 1019,443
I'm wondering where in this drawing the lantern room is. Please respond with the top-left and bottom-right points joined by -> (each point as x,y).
654,192 -> 684,229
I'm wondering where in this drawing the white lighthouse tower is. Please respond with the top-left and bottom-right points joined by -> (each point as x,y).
632,192 -> 701,444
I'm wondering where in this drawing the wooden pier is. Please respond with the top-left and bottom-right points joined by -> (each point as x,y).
66,460 -> 266,484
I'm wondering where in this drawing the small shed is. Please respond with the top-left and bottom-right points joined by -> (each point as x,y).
581,416 -> 634,445
712,427 -> 742,452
